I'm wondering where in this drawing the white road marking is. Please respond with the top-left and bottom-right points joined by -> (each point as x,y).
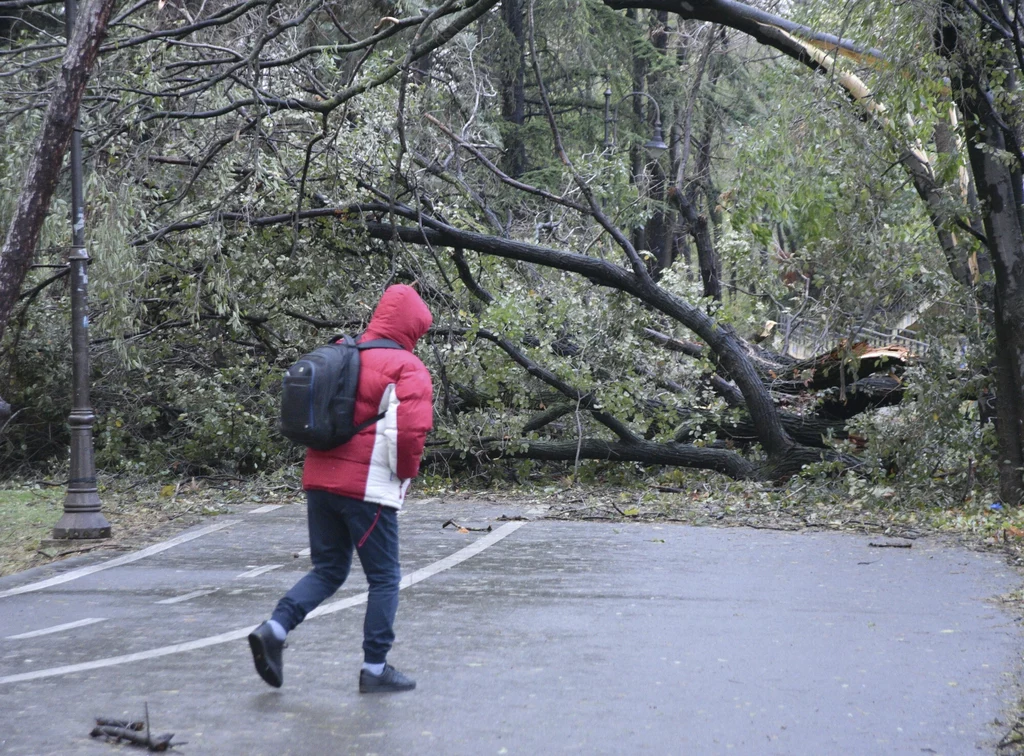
249,505 -> 283,514
235,565 -> 283,579
0,521 -> 525,685
0,522 -> 234,600
6,618 -> 106,640
297,547 -> 311,558
155,589 -> 218,605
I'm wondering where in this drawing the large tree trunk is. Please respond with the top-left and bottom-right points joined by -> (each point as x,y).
460,437 -> 759,479
676,27 -> 724,301
669,185 -> 720,300
937,2 -> 1024,504
960,86 -> 1024,504
426,435 -> 850,480
689,106 -> 722,300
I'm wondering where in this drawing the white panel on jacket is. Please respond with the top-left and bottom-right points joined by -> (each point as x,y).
364,384 -> 405,508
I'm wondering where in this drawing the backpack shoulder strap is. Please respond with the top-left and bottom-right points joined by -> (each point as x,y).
344,337 -> 404,436
357,338 -> 404,351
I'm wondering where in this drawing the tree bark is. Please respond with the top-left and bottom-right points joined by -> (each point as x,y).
669,186 -> 720,300
690,103 -> 722,300
646,10 -> 673,273
509,438 -> 759,478
960,85 -> 1024,504
426,437 -> 759,478
425,435 -> 853,480
937,2 -> 1024,504
665,405 -> 848,448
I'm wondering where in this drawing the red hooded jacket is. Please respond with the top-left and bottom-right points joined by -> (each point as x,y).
302,285 -> 433,508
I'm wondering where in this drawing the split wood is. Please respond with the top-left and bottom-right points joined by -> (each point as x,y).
91,704 -> 182,752
90,725 -> 175,751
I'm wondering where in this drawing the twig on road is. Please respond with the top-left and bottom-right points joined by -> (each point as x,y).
868,541 -> 913,548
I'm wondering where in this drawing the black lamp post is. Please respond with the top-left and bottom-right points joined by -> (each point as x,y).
52,0 -> 110,540
603,87 -> 668,158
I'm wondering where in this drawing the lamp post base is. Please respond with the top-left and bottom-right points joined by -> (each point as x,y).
53,493 -> 111,539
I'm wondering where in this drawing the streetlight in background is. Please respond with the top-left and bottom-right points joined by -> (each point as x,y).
52,0 -> 110,540
603,85 -> 668,158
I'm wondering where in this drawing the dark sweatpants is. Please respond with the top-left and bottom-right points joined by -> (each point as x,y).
271,490 -> 401,664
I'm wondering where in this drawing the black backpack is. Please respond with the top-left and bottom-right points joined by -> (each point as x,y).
279,335 -> 404,450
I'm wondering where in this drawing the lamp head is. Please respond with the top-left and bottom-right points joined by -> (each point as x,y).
644,119 -> 668,158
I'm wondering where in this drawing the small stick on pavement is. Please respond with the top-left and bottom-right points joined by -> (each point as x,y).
867,542 -> 912,548
441,519 -> 492,533
54,544 -> 112,558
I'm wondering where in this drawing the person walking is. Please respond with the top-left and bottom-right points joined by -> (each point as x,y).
248,284 -> 433,693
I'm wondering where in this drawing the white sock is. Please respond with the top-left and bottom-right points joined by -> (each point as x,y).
362,662 -> 385,676
267,619 -> 287,641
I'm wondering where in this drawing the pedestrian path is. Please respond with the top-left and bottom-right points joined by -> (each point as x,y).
0,497 -> 1019,755
0,502 -> 525,686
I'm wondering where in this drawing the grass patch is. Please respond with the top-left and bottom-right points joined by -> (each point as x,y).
0,486 -> 64,576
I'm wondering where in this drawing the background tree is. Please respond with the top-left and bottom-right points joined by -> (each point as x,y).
0,0 -> 118,425
608,0 -> 1021,502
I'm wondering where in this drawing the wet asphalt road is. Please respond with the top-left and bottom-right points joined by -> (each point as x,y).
0,497 -> 1020,755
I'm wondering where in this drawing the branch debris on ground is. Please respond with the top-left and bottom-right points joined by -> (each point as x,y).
91,704 -> 183,751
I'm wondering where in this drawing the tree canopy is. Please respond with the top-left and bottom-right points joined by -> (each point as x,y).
0,0 -> 1020,505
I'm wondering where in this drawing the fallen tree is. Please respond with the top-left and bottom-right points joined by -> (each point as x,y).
603,0 -> 1023,500
0,0 -> 957,486
357,209 -> 861,480
129,191 -> 904,480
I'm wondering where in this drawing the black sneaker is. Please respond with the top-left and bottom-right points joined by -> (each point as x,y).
248,621 -> 284,688
359,664 -> 416,693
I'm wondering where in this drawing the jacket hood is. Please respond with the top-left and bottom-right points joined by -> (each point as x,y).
363,284 -> 433,351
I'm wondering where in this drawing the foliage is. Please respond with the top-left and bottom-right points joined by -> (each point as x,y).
0,0 -> 1008,507
723,54 -> 948,341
